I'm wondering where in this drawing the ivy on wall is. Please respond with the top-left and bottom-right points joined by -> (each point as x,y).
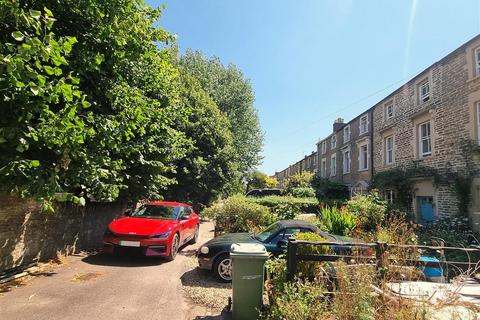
371,139 -> 480,217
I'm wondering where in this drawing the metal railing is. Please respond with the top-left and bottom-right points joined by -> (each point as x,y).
286,239 -> 480,281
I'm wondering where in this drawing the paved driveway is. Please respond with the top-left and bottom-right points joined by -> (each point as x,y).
0,221 -> 223,320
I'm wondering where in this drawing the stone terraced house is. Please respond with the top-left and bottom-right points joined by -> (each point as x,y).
274,35 -> 480,232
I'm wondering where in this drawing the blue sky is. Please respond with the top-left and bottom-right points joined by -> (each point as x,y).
148,0 -> 480,175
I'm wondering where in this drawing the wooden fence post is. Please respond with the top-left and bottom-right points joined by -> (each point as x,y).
375,241 -> 387,279
286,239 -> 297,281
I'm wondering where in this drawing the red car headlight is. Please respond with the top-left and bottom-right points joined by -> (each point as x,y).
151,231 -> 171,239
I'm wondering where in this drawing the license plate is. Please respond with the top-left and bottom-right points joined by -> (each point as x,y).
119,240 -> 140,247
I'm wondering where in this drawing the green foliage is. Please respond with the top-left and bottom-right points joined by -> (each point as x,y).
290,187 -> 316,198
248,195 -> 319,219
1,1 -> 261,208
347,192 -> 387,233
311,175 -> 349,200
283,172 -> 314,195
295,232 -> 329,278
203,195 -> 275,233
247,170 -> 278,191
261,279 -> 327,320
0,5 -> 92,208
320,206 -> 357,236
180,50 -> 264,183
162,73 -> 236,206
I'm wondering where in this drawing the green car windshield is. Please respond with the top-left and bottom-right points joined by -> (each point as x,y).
255,222 -> 282,242
130,205 -> 181,220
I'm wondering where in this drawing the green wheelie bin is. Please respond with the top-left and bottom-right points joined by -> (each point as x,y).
230,243 -> 269,320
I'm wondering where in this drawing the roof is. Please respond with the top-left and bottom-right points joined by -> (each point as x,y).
146,201 -> 191,207
277,219 -> 316,228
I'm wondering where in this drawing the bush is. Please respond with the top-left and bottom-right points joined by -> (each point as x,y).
261,279 -> 327,320
203,195 -> 275,234
320,206 -> 357,236
290,187 -> 316,198
347,191 -> 387,233
311,175 -> 349,200
295,232 -> 329,278
283,172 -> 314,194
248,195 -> 319,219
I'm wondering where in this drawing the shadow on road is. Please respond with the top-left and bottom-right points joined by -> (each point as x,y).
81,242 -> 195,267
81,251 -> 166,268
181,267 -> 231,290
192,310 -> 231,320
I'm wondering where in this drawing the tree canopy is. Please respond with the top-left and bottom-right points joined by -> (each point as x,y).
0,0 -> 263,208
180,50 -> 264,180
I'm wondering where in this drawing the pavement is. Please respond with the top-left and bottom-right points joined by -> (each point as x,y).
0,221 -> 225,320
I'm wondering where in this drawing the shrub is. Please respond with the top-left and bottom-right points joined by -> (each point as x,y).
290,187 -> 316,198
311,175 -> 349,200
347,191 -> 387,233
283,172 -> 314,194
295,232 -> 329,279
320,206 -> 357,236
203,195 -> 275,234
248,195 -> 319,218
261,279 -> 327,320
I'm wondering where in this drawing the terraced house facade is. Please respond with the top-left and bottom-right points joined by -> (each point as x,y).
316,115 -> 373,196
275,35 -> 480,232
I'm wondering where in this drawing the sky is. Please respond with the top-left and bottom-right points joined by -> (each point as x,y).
148,0 -> 480,175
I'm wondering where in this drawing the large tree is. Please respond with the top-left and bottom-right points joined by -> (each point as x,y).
0,0 -> 190,207
163,73 -> 237,206
180,51 -> 264,181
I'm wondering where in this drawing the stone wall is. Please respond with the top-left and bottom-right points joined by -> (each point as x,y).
0,195 -> 126,273
372,37 -> 480,222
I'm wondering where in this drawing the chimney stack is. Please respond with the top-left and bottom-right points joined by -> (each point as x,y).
333,117 -> 345,132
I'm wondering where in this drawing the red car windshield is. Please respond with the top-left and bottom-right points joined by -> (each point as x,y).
130,204 -> 182,220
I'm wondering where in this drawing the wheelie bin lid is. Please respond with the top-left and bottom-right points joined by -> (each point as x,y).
230,243 -> 268,258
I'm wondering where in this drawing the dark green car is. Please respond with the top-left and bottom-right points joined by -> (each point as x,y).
197,220 -> 345,282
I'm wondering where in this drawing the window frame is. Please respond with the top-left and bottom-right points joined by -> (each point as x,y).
342,149 -> 351,174
384,135 -> 394,165
418,121 -> 432,158
321,141 -> 327,154
475,47 -> 480,77
331,135 -> 337,149
418,80 -> 430,104
359,114 -> 369,134
330,154 -> 336,177
343,125 -> 350,143
321,158 -> 327,177
358,142 -> 369,171
384,100 -> 394,120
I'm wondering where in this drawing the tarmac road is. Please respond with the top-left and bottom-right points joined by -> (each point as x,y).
0,221 -> 220,320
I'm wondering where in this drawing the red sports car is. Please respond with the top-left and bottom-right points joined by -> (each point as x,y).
103,201 -> 200,260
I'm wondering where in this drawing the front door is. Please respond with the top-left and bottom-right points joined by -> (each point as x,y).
418,196 -> 434,224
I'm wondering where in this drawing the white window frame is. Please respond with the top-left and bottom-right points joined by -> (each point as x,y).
331,135 -> 337,149
343,125 -> 350,143
321,158 -> 327,177
418,121 -> 432,158
358,142 -> 369,171
330,154 -> 336,176
384,100 -> 394,120
359,114 -> 369,134
475,47 -> 480,77
321,141 -> 327,154
384,135 -> 394,165
342,149 -> 350,174
418,80 -> 430,103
